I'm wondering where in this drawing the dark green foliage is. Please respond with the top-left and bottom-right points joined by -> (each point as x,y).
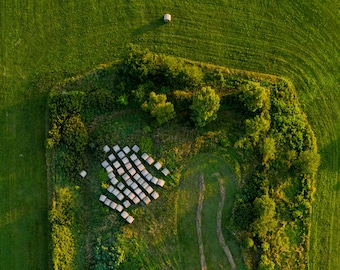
63,115 -> 89,154
85,89 -> 116,112
171,90 -> 193,111
295,150 -> 321,174
92,237 -> 121,270
239,82 -> 270,113
243,237 -> 255,249
190,86 -> 220,127
251,194 -> 278,238
49,90 -> 85,120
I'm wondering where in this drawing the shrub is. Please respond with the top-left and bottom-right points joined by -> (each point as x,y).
49,90 -> 85,120
62,115 -> 89,154
190,86 -> 220,127
51,224 -> 75,270
142,92 -> 175,126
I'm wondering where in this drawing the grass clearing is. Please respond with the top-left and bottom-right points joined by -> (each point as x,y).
1,0 -> 339,269
178,154 -> 246,269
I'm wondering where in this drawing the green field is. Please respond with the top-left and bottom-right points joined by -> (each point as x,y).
1,1 -> 339,269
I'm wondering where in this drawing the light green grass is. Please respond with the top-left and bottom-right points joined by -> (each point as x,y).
1,0 -> 339,269
178,154 -> 246,269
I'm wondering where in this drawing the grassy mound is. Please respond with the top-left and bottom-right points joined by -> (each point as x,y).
46,48 -> 318,269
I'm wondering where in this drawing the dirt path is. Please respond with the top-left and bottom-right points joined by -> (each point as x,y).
216,175 -> 236,270
197,174 -> 207,270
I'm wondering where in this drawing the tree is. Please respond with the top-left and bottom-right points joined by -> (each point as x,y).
296,149 -> 320,174
141,92 -> 175,126
239,82 -> 270,112
190,86 -> 220,127
251,194 -> 277,238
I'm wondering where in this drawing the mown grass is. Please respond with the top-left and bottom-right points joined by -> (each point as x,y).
179,154 -> 246,269
1,0 -> 339,269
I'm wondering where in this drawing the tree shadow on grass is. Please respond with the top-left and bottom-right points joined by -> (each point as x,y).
132,17 -> 165,35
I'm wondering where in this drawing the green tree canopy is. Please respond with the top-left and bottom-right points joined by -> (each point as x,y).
141,92 -> 175,126
251,194 -> 278,238
190,86 -> 220,127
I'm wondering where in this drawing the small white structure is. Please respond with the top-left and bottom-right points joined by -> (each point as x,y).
138,178 -> 146,186
133,196 -> 140,204
108,172 -> 115,179
117,167 -> 125,175
157,179 -> 165,187
145,174 -> 153,181
164,13 -> 171,23
101,160 -> 109,168
133,173 -> 141,181
118,151 -> 125,159
113,161 -> 121,169
137,164 -> 145,172
123,146 -> 131,155
116,192 -> 124,201
143,197 -> 151,205
116,204 -> 123,212
107,185 -> 114,193
131,182 -> 138,190
122,173 -> 130,181
151,191 -> 159,200
138,192 -> 147,200
123,188 -> 131,196
135,188 -> 142,195
126,179 -> 133,186
79,170 -> 87,178
104,198 -> 112,206
112,189 -> 119,196
121,211 -> 129,219
141,153 -> 149,161
113,145 -> 121,152
108,154 -> 116,162
151,177 -> 158,185
99,194 -> 107,202
132,145 -> 140,152
103,145 -> 110,153
110,201 -> 117,210
123,200 -> 131,208
125,162 -> 132,170
110,178 -> 118,185
126,215 -> 134,224
128,192 -> 136,201
141,169 -> 149,177
106,166 -> 114,173
142,181 -> 148,189
161,167 -> 170,176
130,154 -> 138,161
146,157 -> 155,165
122,157 -> 129,164
129,168 -> 136,176
145,186 -> 154,194
117,182 -> 125,190
154,161 -> 162,170
134,159 -> 142,166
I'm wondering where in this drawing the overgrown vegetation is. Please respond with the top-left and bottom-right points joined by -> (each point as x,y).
47,47 -> 319,269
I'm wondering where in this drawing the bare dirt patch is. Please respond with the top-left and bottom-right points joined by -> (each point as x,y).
197,174 -> 207,270
215,173 -> 236,270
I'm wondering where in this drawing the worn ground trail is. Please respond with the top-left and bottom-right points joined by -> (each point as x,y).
216,174 -> 237,270
197,174 -> 207,270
